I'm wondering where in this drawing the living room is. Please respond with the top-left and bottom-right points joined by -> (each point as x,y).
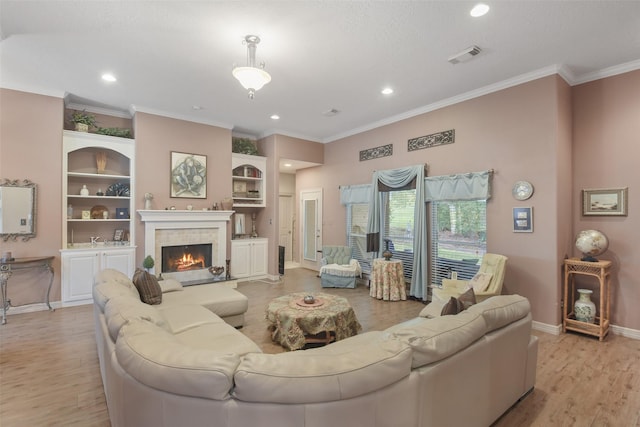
1,1 -> 639,425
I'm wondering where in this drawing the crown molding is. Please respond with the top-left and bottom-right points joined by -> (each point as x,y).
0,82 -> 65,99
570,58 -> 640,86
129,105 -> 234,130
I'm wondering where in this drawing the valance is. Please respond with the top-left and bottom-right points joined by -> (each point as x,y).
340,184 -> 372,205
424,170 -> 491,201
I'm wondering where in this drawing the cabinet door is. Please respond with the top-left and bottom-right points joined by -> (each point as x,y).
251,240 -> 268,277
102,249 -> 135,276
231,241 -> 251,278
62,251 -> 100,303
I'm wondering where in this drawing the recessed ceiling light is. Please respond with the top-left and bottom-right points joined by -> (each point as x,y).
381,87 -> 394,95
192,105 -> 204,110
270,114 -> 280,120
101,73 -> 117,82
470,3 -> 490,17
284,163 -> 292,167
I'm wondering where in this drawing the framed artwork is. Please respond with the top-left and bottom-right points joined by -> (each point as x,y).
513,207 -> 533,233
170,151 -> 207,198
582,187 -> 628,216
113,229 -> 124,241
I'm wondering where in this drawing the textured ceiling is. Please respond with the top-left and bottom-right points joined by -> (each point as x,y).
1,1 -> 639,143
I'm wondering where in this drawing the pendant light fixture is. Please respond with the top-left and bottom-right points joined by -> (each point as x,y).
232,35 -> 271,99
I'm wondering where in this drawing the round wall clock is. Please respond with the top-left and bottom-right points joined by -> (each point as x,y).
512,180 -> 534,201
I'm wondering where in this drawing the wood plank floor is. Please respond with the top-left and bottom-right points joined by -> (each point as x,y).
1,267 -> 639,426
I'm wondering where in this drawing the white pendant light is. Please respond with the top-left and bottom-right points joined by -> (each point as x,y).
232,35 -> 271,99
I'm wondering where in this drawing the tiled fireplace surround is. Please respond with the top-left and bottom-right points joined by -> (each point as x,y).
138,210 -> 233,282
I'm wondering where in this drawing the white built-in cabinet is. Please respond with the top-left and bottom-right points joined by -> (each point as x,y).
232,153 -> 266,208
60,248 -> 135,304
231,238 -> 268,280
60,130 -> 136,305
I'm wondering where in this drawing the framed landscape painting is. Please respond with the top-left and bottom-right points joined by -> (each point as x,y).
582,187 -> 628,216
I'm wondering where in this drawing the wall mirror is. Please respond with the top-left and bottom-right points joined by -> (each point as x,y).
0,179 -> 37,242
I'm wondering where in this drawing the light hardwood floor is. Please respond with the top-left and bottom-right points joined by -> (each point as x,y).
1,267 -> 639,426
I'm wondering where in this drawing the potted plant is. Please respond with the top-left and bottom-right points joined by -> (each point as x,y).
69,110 -> 98,132
143,255 -> 155,272
232,137 -> 258,155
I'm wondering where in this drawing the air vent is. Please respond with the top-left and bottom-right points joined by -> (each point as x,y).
448,45 -> 482,64
322,108 -> 340,117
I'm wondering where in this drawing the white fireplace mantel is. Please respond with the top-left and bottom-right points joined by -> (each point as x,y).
137,210 -> 233,278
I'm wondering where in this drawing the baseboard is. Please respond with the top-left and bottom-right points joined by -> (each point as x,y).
532,321 -> 562,335
610,324 -> 640,340
532,320 -> 640,340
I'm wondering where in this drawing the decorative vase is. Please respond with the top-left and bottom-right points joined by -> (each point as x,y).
96,151 -> 107,173
303,295 -> 315,304
574,289 -> 596,323
382,250 -> 393,261
80,185 -> 89,196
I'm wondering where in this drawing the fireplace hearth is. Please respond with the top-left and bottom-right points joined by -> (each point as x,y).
162,244 -> 212,273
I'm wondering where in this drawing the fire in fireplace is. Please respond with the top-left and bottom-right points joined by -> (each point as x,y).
161,244 -> 212,273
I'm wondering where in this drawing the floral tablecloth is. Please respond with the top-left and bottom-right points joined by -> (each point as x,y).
266,292 -> 362,351
370,258 -> 407,301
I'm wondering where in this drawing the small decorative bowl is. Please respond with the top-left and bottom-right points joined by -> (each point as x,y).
208,266 -> 225,277
303,295 -> 316,304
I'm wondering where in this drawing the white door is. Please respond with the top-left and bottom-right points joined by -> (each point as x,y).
278,194 -> 294,262
62,251 -> 100,303
102,249 -> 135,276
300,188 -> 322,271
251,239 -> 268,277
231,241 -> 251,279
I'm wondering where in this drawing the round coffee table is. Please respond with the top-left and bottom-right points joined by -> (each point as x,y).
266,292 -> 362,351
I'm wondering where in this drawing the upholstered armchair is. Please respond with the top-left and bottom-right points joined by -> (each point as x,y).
319,246 -> 362,288
432,253 -> 508,303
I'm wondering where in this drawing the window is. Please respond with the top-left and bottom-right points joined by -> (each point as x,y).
347,203 -> 372,274
430,200 -> 487,287
382,189 -> 416,280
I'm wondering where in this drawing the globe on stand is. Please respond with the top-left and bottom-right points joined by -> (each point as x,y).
575,229 -> 609,262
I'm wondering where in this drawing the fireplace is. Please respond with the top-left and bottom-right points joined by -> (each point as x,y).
162,244 -> 212,273
138,210 -> 233,282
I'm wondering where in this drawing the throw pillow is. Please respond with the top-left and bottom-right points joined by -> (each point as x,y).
440,296 -> 464,316
458,286 -> 477,310
469,272 -> 493,293
132,269 -> 162,305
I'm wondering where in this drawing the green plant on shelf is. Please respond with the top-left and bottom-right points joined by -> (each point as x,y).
143,255 -> 155,272
95,127 -> 133,138
69,110 -> 98,127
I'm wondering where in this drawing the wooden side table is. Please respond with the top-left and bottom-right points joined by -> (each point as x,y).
563,258 -> 612,341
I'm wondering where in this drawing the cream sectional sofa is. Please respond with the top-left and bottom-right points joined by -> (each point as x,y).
93,268 -> 538,427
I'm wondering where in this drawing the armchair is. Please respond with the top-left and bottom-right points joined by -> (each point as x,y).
432,253 -> 508,303
319,246 -> 361,288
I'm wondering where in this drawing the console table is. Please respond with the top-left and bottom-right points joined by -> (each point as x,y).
0,256 -> 55,324
563,258 -> 612,341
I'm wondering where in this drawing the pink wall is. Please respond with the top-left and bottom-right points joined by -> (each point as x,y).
1,89 -> 64,303
133,112 -> 232,266
572,70 -> 640,329
297,75 -> 571,326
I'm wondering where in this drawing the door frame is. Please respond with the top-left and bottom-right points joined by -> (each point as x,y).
299,188 -> 322,271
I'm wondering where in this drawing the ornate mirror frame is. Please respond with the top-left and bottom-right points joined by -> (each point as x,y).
0,178 -> 37,242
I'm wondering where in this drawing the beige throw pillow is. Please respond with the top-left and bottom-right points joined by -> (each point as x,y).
469,272 -> 493,293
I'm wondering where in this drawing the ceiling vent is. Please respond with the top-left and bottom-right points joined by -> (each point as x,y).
448,45 -> 482,64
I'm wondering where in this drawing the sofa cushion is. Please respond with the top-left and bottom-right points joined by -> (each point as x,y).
465,294 -> 530,333
158,278 -> 184,293
132,269 -> 162,305
385,311 -> 486,368
233,332 -> 411,404
104,296 -> 167,341
158,304 -> 225,333
94,269 -> 138,296
174,322 -> 262,356
93,281 -> 140,312
160,284 -> 248,319
115,319 -> 240,400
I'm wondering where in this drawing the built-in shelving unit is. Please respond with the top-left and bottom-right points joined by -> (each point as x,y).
232,153 -> 266,208
60,130 -> 136,305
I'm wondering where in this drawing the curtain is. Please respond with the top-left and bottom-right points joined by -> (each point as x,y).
424,170 -> 491,201
366,165 -> 428,300
339,184 -> 372,205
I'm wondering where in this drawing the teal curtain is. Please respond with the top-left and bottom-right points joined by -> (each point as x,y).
366,165 -> 428,300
